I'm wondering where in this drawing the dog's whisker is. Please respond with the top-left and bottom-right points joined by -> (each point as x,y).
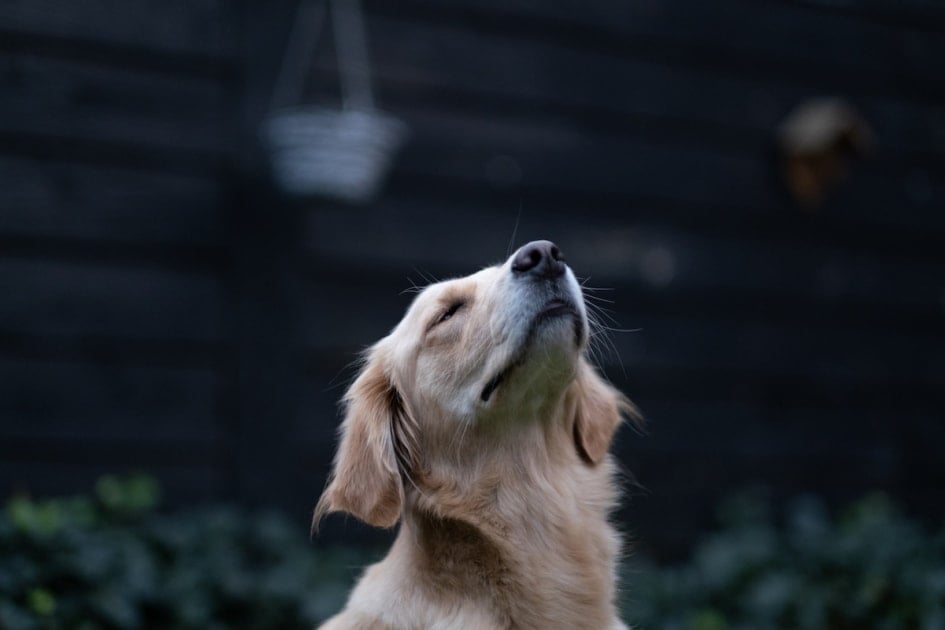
577,279 -> 614,292
594,325 -> 642,334
585,301 -> 622,328
505,203 -> 523,258
583,292 -> 617,309
585,306 -> 615,335
400,283 -> 424,295
583,308 -> 629,379
412,266 -> 440,286
583,293 -> 616,305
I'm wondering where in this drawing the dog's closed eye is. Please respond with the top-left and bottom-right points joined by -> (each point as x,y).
433,300 -> 466,327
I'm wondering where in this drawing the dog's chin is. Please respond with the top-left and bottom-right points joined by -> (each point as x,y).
536,304 -> 585,347
479,305 -> 585,404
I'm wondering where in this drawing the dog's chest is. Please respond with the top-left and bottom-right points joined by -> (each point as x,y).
411,513 -> 619,629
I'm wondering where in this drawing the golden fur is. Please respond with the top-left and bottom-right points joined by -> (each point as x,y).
315,243 -> 639,629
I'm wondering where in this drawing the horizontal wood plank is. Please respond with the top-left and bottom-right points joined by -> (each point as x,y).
636,400 -> 905,457
382,107 -> 945,233
0,0 -> 238,59
364,0 -> 945,92
786,0 -> 945,30
0,157 -> 224,246
0,260 -> 224,340
311,15 -> 945,167
0,53 -> 230,159
0,358 -> 221,441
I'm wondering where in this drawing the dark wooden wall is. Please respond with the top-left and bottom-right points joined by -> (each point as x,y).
1,0 -> 943,557
0,0 -> 239,501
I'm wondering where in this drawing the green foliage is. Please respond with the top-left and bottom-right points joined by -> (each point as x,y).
0,474 -> 373,629
3,477 -> 943,629
625,492 -> 945,630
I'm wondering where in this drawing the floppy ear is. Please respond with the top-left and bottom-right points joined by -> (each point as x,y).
314,352 -> 418,529
570,360 -> 643,465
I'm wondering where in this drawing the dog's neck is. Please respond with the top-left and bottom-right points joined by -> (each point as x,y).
396,445 -> 623,628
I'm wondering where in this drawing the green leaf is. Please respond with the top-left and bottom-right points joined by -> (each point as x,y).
27,588 -> 56,617
689,608 -> 728,630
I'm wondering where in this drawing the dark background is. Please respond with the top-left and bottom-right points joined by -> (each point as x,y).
1,0 -> 943,560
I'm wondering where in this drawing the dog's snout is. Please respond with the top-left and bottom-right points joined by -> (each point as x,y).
511,240 -> 566,279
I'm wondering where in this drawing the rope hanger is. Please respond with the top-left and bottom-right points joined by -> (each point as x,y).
265,0 -> 408,203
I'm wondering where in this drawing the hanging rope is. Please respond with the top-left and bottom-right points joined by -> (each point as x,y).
264,0 -> 408,202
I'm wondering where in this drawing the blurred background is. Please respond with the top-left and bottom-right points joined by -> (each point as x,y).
1,0 -> 945,625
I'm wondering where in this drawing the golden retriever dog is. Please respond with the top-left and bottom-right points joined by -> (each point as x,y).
315,240 -> 640,629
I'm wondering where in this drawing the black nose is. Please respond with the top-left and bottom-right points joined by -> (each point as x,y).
511,240 -> 566,279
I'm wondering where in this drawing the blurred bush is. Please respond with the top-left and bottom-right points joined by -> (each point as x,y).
3,477 -> 943,629
625,491 -> 945,630
0,474 -> 371,629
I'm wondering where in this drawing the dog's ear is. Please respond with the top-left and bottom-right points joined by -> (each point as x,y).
569,360 -> 642,465
314,351 -> 418,529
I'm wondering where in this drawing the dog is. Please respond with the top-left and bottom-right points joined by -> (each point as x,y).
315,240 -> 640,629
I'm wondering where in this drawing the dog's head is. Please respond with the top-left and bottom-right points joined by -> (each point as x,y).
315,240 -> 639,528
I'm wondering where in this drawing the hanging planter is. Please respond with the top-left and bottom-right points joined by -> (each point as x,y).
263,0 -> 408,203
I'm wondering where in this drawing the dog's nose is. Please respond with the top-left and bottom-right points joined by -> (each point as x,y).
511,240 -> 566,279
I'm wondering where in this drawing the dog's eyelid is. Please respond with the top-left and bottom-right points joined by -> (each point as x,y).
430,299 -> 467,329
441,299 -> 466,321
